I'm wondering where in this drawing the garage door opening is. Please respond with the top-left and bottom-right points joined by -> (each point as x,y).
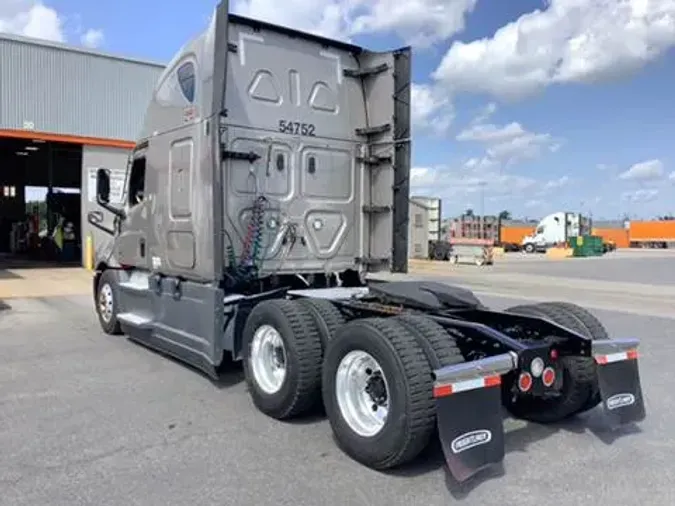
0,136 -> 82,268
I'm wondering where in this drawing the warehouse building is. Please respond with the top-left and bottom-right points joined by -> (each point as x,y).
0,32 -> 164,265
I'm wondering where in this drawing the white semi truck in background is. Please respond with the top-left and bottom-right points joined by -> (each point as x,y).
521,212 -> 592,253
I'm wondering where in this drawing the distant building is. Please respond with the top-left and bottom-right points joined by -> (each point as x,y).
410,196 -> 442,241
447,213 -> 500,242
408,199 -> 430,259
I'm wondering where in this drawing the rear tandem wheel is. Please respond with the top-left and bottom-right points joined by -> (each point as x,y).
321,317 -> 438,469
503,302 -> 607,423
321,315 -> 465,470
241,299 -> 323,420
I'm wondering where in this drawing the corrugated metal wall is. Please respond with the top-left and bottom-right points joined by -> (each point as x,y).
0,34 -> 164,141
408,200 -> 429,259
410,195 -> 441,240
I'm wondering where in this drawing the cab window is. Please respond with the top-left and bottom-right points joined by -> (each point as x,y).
176,61 -> 195,103
536,226 -> 544,234
127,156 -> 146,206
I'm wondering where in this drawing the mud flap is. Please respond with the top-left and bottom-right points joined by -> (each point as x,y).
593,339 -> 646,428
433,352 -> 517,482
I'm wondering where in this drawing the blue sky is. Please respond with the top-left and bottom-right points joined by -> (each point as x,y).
4,0 -> 675,219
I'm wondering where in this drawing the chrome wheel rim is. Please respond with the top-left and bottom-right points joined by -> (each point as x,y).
335,350 -> 390,437
98,283 -> 114,323
250,325 -> 287,394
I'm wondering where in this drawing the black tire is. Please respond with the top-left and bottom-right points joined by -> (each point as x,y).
393,314 -> 465,369
502,303 -> 596,423
536,302 -> 609,412
524,243 -> 535,253
322,317 -> 435,470
96,269 -> 123,335
242,299 -> 323,420
541,302 -> 609,340
296,298 -> 346,349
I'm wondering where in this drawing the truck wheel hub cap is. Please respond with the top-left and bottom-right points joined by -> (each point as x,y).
250,325 -> 287,394
335,350 -> 390,437
99,284 -> 114,322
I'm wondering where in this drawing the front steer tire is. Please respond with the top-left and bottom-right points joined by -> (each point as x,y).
96,269 -> 123,335
242,299 -> 323,420
322,317 -> 436,470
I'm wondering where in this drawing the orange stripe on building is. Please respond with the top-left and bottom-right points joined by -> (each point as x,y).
0,129 -> 135,150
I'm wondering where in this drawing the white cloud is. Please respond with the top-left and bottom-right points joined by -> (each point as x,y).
543,175 -> 570,190
349,0 -> 478,47
470,102 -> 497,125
618,159 -> 665,181
411,83 -> 454,133
410,160 -> 537,205
622,188 -> 659,203
432,0 -> 675,99
487,132 -> 558,164
0,1 -> 104,48
0,0 -> 64,42
81,28 -> 103,48
456,121 -> 525,143
456,121 -> 560,165
232,0 -> 478,47
669,171 -> 675,181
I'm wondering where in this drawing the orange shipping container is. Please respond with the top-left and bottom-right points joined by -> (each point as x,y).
592,228 -> 630,248
629,221 -> 675,242
499,226 -> 534,245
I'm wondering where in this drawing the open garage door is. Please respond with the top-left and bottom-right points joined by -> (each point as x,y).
0,134 -> 83,266
0,129 -> 134,299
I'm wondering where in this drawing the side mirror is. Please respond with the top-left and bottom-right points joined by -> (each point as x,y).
96,168 -> 111,203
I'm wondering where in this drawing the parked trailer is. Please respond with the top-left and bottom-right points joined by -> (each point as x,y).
88,2 -> 647,484
448,239 -> 494,266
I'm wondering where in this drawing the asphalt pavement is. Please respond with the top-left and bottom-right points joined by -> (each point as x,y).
1,281 -> 673,506
492,250 -> 675,286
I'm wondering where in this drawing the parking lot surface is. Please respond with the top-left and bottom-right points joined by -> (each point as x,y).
1,254 -> 673,505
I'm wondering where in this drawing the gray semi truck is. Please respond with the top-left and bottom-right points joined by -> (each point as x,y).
88,1 -> 646,483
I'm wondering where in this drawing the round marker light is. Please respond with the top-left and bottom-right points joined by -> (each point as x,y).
268,218 -> 278,229
313,219 -> 323,230
518,372 -> 533,392
530,357 -> 544,378
542,367 -> 556,387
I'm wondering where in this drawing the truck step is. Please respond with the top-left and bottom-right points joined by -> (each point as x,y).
119,277 -> 150,292
117,312 -> 153,329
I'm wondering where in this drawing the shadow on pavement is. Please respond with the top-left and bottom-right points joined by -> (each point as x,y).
387,408 -> 643,499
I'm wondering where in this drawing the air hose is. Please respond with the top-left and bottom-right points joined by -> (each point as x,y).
229,195 -> 267,281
